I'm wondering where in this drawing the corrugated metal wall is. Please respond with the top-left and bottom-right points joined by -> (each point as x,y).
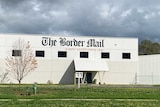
138,55 -> 160,84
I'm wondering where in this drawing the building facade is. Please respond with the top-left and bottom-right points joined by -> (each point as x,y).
0,34 -> 138,84
138,54 -> 160,84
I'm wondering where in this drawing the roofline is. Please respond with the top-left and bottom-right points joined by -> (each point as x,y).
0,33 -> 138,39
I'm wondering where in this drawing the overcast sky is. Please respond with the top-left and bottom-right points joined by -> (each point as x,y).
0,0 -> 160,42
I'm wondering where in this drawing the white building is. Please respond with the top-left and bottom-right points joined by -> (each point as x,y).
138,54 -> 160,84
0,34 -> 138,84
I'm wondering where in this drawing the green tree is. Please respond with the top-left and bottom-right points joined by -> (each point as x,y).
151,42 -> 160,54
139,40 -> 160,55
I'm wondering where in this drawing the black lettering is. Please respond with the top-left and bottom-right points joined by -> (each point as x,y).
42,37 -> 57,47
42,37 -> 49,46
59,38 -> 66,46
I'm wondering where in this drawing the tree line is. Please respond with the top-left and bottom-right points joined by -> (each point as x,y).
139,40 -> 160,55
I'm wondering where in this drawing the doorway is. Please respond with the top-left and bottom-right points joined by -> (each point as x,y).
86,73 -> 92,83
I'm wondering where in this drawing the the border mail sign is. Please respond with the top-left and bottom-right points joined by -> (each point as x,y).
76,72 -> 83,78
42,37 -> 104,47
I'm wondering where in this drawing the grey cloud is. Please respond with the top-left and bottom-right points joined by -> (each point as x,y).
0,0 -> 160,42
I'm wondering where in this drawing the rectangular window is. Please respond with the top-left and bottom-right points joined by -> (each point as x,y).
36,51 -> 45,57
80,52 -> 88,58
101,52 -> 110,58
12,50 -> 22,56
122,53 -> 131,59
58,51 -> 67,57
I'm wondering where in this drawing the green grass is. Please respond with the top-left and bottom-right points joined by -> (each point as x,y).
1,84 -> 160,106
0,100 -> 160,107
1,84 -> 160,99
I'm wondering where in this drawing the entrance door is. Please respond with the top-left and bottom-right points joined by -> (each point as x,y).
86,73 -> 92,83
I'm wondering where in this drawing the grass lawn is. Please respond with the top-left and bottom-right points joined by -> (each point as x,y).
0,100 -> 159,107
0,84 -> 160,106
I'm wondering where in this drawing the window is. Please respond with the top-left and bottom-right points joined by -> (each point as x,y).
36,51 -> 45,57
80,52 -> 88,58
12,50 -> 22,56
58,51 -> 67,57
101,52 -> 110,58
122,53 -> 131,59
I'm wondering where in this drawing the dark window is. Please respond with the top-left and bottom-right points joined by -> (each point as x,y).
36,51 -> 45,57
80,52 -> 88,58
101,52 -> 110,58
12,50 -> 22,56
122,53 -> 131,59
58,51 -> 67,57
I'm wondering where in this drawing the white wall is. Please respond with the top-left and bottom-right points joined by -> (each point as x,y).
138,55 -> 160,84
0,34 -> 138,84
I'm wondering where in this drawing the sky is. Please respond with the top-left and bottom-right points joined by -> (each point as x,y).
0,0 -> 160,42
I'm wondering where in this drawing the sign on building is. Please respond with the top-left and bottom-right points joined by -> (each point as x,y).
75,72 -> 83,88
76,72 -> 83,78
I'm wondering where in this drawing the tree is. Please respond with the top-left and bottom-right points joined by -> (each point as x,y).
5,39 -> 38,84
139,40 -> 153,55
0,72 -> 9,83
139,40 -> 160,55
